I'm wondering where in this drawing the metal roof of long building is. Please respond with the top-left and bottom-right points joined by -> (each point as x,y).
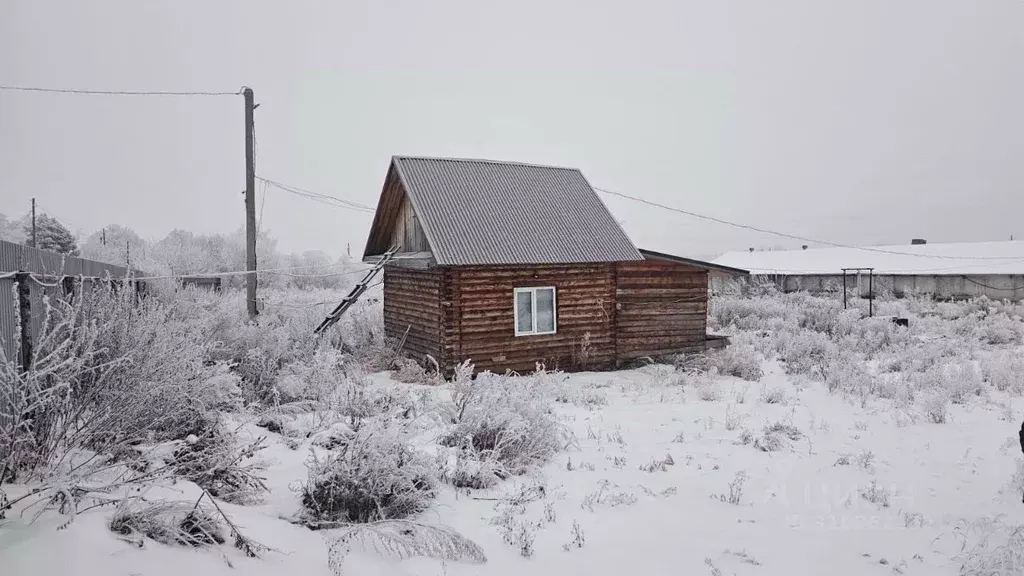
713,241 -> 1024,276
386,156 -> 643,266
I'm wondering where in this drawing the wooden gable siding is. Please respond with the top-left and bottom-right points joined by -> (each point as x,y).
365,164 -> 432,258
382,265 -> 442,361
614,259 -> 708,361
389,195 -> 429,253
441,263 -> 616,374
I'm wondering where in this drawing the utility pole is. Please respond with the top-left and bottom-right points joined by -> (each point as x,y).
126,240 -> 130,268
243,87 -> 258,318
30,198 -> 36,248
102,227 -> 106,246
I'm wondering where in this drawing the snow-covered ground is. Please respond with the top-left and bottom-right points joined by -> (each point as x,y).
4,358 -> 1023,576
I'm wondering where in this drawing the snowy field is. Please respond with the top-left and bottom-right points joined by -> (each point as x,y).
3,287 -> 1024,576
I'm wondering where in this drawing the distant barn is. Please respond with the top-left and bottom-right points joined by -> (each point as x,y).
362,156 -> 748,374
712,240 -> 1024,301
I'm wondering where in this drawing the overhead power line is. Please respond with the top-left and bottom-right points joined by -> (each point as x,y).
257,177 -> 375,213
594,186 -> 1024,262
0,85 -> 240,97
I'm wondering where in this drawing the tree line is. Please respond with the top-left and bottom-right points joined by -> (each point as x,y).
0,212 -> 359,290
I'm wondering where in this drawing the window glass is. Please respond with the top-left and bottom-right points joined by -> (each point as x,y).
535,288 -> 555,333
516,290 -> 534,334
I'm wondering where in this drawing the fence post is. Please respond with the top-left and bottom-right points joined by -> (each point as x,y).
14,273 -> 31,373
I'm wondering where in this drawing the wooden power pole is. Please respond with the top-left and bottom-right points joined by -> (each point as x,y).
30,198 -> 36,248
243,87 -> 258,318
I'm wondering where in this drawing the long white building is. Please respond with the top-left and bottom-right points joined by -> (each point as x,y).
712,240 -> 1024,301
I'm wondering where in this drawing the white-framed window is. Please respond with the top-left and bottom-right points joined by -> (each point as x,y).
513,286 -> 557,336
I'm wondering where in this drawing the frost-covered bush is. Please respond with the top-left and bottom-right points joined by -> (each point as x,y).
776,330 -> 835,376
109,500 -> 225,548
976,314 -> 1024,345
171,422 -> 268,504
753,421 -> 803,452
912,363 -> 984,405
708,334 -> 764,381
692,370 -> 724,402
302,420 -> 436,525
1,285 -> 219,484
440,364 -> 566,481
981,351 -> 1024,395
953,514 -> 1024,576
819,351 -> 871,395
922,393 -> 950,424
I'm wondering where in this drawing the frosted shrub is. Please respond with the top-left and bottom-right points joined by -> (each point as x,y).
859,480 -> 892,508
715,471 -> 748,505
708,335 -> 764,381
753,421 -> 802,452
694,370 -> 724,402
276,347 -> 347,403
235,348 -> 281,404
759,385 -> 789,405
821,352 -> 872,396
171,422 -> 269,504
981,351 -> 1024,395
109,500 -> 224,548
1,286 -> 217,486
440,365 -> 566,481
841,318 -> 911,359
922,393 -> 950,424
302,420 -> 436,525
201,363 -> 245,412
999,458 -> 1024,501
977,314 -> 1024,345
913,363 -> 983,405
955,515 -> 1024,576
776,330 -> 835,377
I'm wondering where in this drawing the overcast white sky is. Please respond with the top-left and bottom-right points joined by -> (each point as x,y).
2,1 -> 1022,260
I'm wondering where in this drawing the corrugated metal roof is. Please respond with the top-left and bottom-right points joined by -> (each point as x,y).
389,156 -> 642,266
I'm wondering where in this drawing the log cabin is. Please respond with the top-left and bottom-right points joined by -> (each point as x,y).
362,156 -> 748,374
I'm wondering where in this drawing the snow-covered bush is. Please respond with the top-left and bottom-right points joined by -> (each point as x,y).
922,393 -> 950,424
981,351 -> 1024,395
707,334 -> 763,381
820,351 -> 872,396
109,500 -> 224,548
440,364 -> 566,481
912,363 -> 984,405
976,314 -> 1024,345
752,421 -> 802,452
776,329 -> 835,377
954,515 -> 1024,576
759,385 -> 789,405
302,419 -> 436,525
1,285 -> 217,485
171,422 -> 269,504
692,370 -> 724,402
859,480 -> 892,508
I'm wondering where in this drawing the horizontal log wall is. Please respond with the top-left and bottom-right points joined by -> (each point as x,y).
443,263 -> 616,374
614,259 -> 708,361
383,265 -> 442,362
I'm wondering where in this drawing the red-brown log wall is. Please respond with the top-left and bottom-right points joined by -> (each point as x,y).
440,263 -> 616,374
382,265 -> 442,362
614,259 -> 708,361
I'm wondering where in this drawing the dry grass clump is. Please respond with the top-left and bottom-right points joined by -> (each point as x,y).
171,422 -> 269,504
301,420 -> 436,526
438,364 -> 566,486
108,500 -> 224,548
